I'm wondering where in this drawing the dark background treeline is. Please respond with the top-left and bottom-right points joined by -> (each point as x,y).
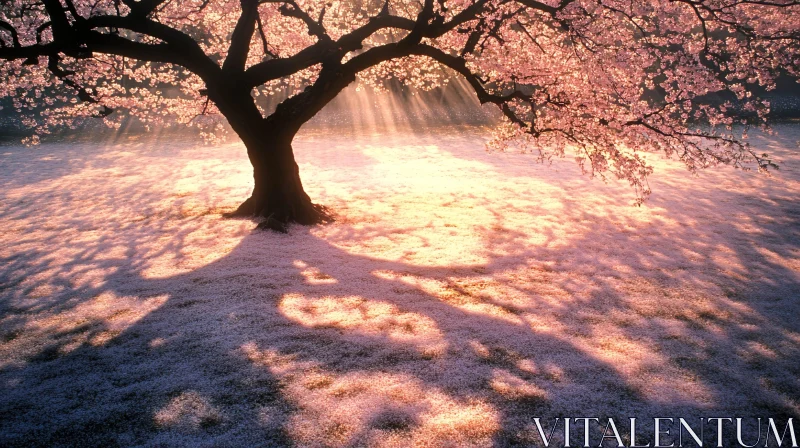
1,77 -> 798,142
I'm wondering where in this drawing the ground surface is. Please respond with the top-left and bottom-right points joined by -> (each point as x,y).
1,124 -> 799,447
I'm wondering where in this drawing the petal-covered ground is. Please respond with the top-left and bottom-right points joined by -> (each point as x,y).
0,124 -> 798,447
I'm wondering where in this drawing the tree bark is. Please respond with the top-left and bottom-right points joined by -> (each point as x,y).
213,67 -> 353,227
226,126 -> 331,225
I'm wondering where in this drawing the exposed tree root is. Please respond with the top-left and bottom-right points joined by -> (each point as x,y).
224,196 -> 333,231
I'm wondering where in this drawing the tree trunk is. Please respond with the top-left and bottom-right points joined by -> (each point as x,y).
212,68 -> 354,228
227,127 -> 331,226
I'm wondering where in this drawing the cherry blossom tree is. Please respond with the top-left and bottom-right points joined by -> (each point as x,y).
1,0 -> 798,225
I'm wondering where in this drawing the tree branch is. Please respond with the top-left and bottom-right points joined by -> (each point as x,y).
47,53 -> 113,117
0,20 -> 21,48
223,0 -> 260,73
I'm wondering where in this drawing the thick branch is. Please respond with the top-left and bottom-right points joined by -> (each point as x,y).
83,16 -> 220,81
242,41 -> 331,87
0,20 -> 21,47
278,0 -> 329,40
41,0 -> 75,41
223,0 -> 259,73
242,14 -> 415,88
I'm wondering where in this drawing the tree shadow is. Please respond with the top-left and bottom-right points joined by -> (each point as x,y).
1,126 -> 799,447
0,220 -> 623,446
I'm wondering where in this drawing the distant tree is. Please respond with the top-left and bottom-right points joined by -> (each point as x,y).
1,0 -> 798,224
